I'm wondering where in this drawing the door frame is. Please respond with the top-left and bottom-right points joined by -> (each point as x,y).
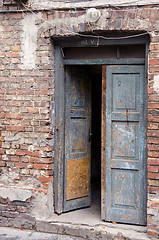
53,34 -> 149,215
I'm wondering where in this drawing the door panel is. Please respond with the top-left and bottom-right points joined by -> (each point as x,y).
102,65 -> 146,225
64,66 -> 91,212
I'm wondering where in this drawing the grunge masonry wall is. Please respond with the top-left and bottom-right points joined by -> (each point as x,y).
0,1 -> 158,238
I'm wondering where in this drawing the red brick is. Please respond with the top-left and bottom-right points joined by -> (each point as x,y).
34,102 -> 47,107
6,52 -> 20,58
15,150 -> 32,156
147,130 -> 159,138
148,158 -> 159,165
42,183 -> 49,189
149,44 -> 159,50
6,101 -> 20,107
30,157 -> 38,163
15,163 -> 33,168
148,103 -> 159,109
6,126 -> 24,131
148,116 -> 159,122
147,231 -> 159,237
0,137 -> 4,142
0,149 -> 5,154
148,137 -> 159,144
34,164 -> 53,170
38,158 -> 53,164
149,202 -> 159,208
41,146 -> 53,151
11,46 -> 20,52
10,156 -> 20,162
33,151 -> 40,157
38,176 -> 53,183
148,151 -> 159,158
28,107 -> 38,114
148,144 -> 159,151
148,88 -> 155,94
34,126 -> 50,133
149,59 -> 159,65
148,186 -> 159,194
148,166 -> 159,173
0,161 -> 5,167
0,113 -> 5,118
17,90 -> 34,95
35,90 -> 49,95
46,169 -> 53,176
6,113 -> 22,119
148,123 -> 158,130
148,172 -> 159,179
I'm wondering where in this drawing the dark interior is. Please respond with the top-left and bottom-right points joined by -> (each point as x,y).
84,66 -> 102,207
63,45 -> 145,59
91,69 -> 102,207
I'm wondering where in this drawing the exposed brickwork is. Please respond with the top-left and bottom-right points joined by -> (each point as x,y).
0,3 -> 158,238
0,11 -> 54,192
147,34 -> 159,239
0,197 -> 36,229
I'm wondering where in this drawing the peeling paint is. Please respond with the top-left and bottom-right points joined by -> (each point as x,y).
153,74 -> 159,94
0,26 -> 3,37
20,13 -> 41,70
31,0 -> 159,10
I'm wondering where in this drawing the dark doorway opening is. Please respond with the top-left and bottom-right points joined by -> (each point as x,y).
87,65 -> 102,211
91,67 -> 102,213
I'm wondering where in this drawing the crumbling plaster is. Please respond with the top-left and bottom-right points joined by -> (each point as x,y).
30,0 -> 159,10
20,13 -> 42,70
0,183 -> 54,219
0,187 -> 32,201
153,74 -> 159,93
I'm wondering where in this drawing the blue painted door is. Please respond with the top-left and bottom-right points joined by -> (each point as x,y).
64,66 -> 91,212
102,65 -> 147,225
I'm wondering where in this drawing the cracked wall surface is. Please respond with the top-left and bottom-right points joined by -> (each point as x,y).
0,1 -> 158,238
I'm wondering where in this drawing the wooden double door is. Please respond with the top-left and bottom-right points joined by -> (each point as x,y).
56,64 -> 147,225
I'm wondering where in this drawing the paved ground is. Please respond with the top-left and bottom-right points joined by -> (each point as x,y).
0,227 -> 84,240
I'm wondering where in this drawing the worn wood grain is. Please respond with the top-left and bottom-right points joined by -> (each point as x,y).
66,158 -> 89,200
101,66 -> 106,220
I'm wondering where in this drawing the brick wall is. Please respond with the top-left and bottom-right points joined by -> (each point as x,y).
0,7 -> 55,225
0,2 -> 158,238
147,35 -> 159,238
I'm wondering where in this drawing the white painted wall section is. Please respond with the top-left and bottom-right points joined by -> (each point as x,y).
153,75 -> 159,94
20,13 -> 41,70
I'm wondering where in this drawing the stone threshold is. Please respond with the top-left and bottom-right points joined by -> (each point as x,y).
35,219 -> 150,240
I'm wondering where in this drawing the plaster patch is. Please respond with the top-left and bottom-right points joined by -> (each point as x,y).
4,132 -> 24,143
20,13 -> 41,70
0,25 -> 3,37
0,187 -> 32,201
31,0 -> 159,10
31,181 -> 53,219
153,74 -> 159,94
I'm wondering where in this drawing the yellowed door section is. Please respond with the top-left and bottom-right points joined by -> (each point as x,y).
66,158 -> 89,200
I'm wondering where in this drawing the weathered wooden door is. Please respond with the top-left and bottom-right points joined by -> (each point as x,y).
102,65 -> 146,225
63,66 -> 91,212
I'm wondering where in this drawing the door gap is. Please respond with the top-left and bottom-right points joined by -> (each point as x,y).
91,66 -> 102,213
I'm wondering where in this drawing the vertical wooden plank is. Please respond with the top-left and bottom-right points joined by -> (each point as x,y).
63,66 -> 91,212
54,46 -> 65,214
101,66 -> 106,220
104,65 -> 146,225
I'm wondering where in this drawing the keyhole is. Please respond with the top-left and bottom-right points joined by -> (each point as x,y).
118,80 -> 121,86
